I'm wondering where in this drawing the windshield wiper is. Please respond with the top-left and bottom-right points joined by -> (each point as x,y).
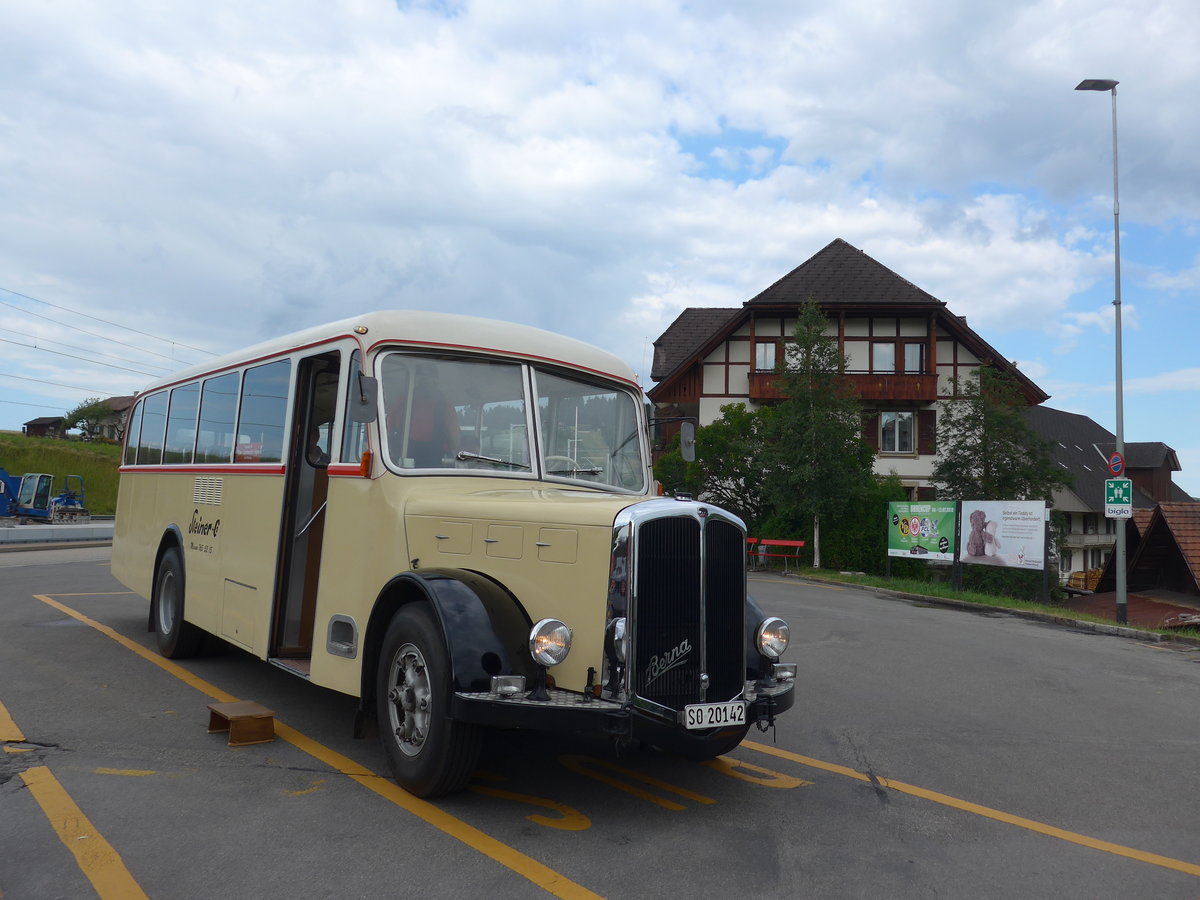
611,428 -> 639,456
455,451 -> 530,470
547,465 -> 604,476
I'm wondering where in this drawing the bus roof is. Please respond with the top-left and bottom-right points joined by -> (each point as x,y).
137,310 -> 640,394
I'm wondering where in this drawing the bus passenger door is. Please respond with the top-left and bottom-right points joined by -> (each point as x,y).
272,350 -> 340,668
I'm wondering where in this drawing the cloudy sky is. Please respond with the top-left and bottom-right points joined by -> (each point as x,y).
2,0 -> 1198,495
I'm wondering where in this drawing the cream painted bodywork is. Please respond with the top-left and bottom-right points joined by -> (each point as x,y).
112,469 -> 289,655
113,309 -> 652,701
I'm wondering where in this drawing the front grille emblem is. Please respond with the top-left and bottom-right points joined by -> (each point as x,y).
644,638 -> 692,687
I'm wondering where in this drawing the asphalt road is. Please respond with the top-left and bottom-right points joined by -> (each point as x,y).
2,549 -> 1199,899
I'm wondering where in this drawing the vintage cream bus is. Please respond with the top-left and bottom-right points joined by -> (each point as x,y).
112,311 -> 796,797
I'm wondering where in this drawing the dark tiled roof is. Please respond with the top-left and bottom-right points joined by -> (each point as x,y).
1094,441 -> 1180,471
744,238 -> 945,308
648,237 -> 1048,404
23,416 -> 63,427
1024,406 -> 1193,509
1022,406 -> 1151,511
651,307 -> 739,381
105,395 -> 138,413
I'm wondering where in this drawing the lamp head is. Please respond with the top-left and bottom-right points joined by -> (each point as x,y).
1076,79 -> 1118,92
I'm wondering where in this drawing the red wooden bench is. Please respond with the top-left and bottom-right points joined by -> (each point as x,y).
747,538 -> 807,573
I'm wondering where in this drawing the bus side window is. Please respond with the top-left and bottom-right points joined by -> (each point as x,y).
197,372 -> 240,464
239,360 -> 291,464
137,393 -> 168,465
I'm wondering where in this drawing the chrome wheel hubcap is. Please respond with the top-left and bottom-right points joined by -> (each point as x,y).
387,642 -> 431,757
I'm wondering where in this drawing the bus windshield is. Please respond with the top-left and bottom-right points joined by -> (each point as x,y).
379,351 -> 647,491
535,369 -> 647,492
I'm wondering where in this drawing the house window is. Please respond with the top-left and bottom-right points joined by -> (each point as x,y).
755,342 -> 776,371
880,411 -> 914,453
872,342 -> 896,373
903,343 -> 924,374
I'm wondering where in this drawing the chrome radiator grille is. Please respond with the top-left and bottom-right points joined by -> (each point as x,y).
632,515 -> 746,713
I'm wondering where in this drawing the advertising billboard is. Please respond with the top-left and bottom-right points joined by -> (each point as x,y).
958,500 -> 1046,570
887,502 -> 957,561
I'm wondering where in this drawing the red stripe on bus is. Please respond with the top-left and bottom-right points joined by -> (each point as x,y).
119,465 -> 287,475
363,337 -> 640,388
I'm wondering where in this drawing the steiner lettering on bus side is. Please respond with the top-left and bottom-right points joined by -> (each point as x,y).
189,509 -> 221,554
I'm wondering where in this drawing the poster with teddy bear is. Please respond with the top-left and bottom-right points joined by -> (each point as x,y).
957,500 -> 1046,570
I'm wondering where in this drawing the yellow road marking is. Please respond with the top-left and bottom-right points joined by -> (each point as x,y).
19,765 -> 150,900
0,699 -> 26,742
34,594 -> 602,900
45,592 -> 137,596
94,768 -> 157,777
285,778 -> 327,797
702,756 -> 812,788
559,755 -> 715,810
743,740 -> 1200,878
469,776 -> 592,831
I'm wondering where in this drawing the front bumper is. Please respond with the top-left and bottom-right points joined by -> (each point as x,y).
450,677 -> 795,739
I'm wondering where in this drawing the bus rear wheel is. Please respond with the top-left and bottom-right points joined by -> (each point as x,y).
154,547 -> 204,659
376,604 -> 482,798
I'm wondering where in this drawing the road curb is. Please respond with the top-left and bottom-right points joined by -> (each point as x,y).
0,540 -> 113,553
781,573 -> 1200,649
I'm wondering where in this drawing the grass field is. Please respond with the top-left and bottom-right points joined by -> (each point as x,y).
0,432 -> 121,516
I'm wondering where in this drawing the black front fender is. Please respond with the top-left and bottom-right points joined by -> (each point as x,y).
386,569 -> 536,693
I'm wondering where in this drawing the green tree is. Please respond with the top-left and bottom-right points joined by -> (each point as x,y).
763,300 -> 877,566
62,397 -> 113,442
653,403 -> 777,533
931,367 -> 1070,602
930,368 -> 1068,503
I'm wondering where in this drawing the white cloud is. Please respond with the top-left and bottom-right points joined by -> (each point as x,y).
1,0 -> 1198,486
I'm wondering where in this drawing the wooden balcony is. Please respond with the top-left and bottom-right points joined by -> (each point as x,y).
748,372 -> 938,403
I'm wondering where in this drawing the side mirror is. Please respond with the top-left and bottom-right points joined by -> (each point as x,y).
349,374 -> 379,423
680,421 -> 696,462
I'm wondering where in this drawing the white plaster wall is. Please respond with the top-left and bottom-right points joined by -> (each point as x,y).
702,363 -> 726,394
844,319 -> 869,337
727,364 -> 749,395
872,455 -> 936,480
873,318 -> 897,336
699,397 -> 743,425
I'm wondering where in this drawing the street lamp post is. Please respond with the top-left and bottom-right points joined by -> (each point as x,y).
1075,77 -> 1126,625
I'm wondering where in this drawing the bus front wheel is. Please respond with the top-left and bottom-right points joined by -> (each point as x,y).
376,604 -> 482,798
153,547 -> 204,659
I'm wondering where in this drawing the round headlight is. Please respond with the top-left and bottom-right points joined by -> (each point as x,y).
529,618 -> 573,667
756,616 -> 789,660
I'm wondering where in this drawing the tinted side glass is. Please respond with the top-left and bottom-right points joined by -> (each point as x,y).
197,372 -> 240,464
164,383 -> 200,464
136,393 -> 168,465
123,399 -> 143,465
237,360 -> 291,463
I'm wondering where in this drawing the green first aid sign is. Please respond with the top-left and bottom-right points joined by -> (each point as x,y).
1105,478 -> 1133,519
887,502 -> 957,560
